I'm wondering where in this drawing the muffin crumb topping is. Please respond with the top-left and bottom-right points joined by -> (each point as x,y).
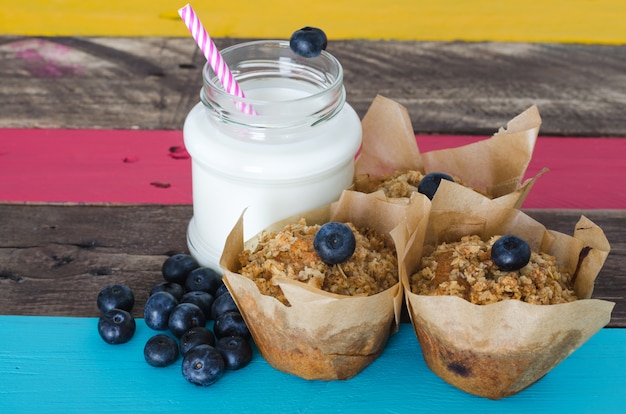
410,235 -> 577,305
238,219 -> 398,305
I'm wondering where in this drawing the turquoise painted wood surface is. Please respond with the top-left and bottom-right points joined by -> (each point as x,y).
0,316 -> 624,413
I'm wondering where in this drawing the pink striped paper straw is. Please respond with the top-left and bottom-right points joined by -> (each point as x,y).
178,4 -> 253,114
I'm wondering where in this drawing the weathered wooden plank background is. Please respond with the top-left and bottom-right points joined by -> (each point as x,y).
0,0 -> 624,325
1,204 -> 624,327
1,37 -> 625,136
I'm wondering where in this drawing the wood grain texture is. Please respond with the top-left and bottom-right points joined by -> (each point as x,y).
2,0 -> 625,44
0,204 -> 189,318
0,204 -> 623,327
1,37 -> 625,136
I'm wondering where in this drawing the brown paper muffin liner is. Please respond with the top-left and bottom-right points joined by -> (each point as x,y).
220,190 -> 429,380
355,95 -> 545,208
402,180 -> 614,399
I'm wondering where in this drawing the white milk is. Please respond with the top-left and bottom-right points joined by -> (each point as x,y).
183,41 -> 362,270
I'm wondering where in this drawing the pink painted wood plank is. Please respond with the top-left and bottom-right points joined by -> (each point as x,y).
0,129 -> 191,204
1,129 -> 624,208
416,135 -> 626,209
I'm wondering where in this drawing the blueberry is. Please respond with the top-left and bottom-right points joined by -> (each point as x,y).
182,344 -> 225,386
144,334 -> 179,367
162,254 -> 199,284
417,172 -> 454,200
214,282 -> 228,298
289,27 -> 327,58
96,284 -> 134,313
216,336 -> 253,370
313,222 -> 356,265
98,308 -> 136,345
150,282 -> 184,301
491,234 -> 531,271
185,267 -> 222,295
211,291 -> 239,320
214,311 -> 250,339
144,291 -> 179,331
181,291 -> 214,321
169,303 -> 206,338
180,326 -> 216,355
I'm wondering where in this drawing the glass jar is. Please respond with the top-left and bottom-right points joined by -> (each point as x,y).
184,40 -> 362,270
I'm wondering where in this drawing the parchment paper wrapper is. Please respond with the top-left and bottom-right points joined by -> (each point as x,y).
355,95 -> 545,208
402,180 -> 614,399
220,190 -> 429,380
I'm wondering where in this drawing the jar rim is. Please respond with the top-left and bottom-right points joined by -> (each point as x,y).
200,40 -> 346,134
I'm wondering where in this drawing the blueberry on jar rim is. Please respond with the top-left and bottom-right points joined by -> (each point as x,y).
289,27 -> 328,58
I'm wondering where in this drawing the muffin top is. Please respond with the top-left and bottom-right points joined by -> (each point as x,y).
354,169 -> 488,199
238,219 -> 398,306
355,169 -> 426,198
410,235 -> 577,305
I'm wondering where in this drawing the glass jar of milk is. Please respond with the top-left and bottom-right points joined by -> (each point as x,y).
183,40 -> 362,270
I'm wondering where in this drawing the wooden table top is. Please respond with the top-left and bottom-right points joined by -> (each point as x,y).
2,36 -> 624,324
1,2 -> 625,411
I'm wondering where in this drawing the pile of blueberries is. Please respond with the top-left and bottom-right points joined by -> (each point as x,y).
96,254 -> 252,387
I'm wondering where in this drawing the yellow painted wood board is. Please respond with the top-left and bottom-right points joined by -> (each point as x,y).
0,1 -> 624,44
